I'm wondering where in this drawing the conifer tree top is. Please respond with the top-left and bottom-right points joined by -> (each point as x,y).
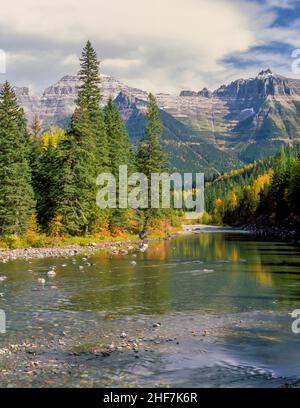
0,81 -> 21,117
76,41 -> 101,112
146,93 -> 162,140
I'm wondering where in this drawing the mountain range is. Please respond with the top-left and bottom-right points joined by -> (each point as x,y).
9,68 -> 300,176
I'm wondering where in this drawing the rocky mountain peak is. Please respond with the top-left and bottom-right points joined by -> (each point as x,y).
179,87 -> 212,98
214,69 -> 296,99
42,75 -> 79,97
114,91 -> 137,109
0,84 -> 31,97
198,87 -> 212,98
13,86 -> 31,96
114,91 -> 148,122
255,69 -> 294,96
258,68 -> 273,77
179,90 -> 198,97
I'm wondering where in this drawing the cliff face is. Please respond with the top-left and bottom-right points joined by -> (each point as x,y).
214,69 -> 297,99
35,74 -> 148,128
157,69 -> 300,161
180,88 -> 212,98
12,86 -> 40,123
8,68 -> 300,165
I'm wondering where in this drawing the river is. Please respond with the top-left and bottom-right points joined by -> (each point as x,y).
0,231 -> 300,387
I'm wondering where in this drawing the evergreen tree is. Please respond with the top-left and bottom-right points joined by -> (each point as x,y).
54,41 -> 109,235
137,93 -> 168,238
77,40 -> 101,112
55,116 -> 101,235
104,97 -> 134,232
76,40 -> 108,172
137,94 -> 167,175
105,97 -> 133,175
266,147 -> 290,219
0,82 -> 35,235
288,154 -> 300,217
32,130 -> 64,231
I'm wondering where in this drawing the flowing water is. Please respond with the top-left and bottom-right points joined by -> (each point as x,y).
0,232 -> 300,387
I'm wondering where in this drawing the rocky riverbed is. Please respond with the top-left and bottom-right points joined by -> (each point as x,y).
242,224 -> 299,242
0,312 -> 220,387
0,311 -> 290,388
185,222 -> 300,243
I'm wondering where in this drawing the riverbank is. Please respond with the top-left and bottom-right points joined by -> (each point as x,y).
244,223 -> 300,242
182,224 -> 251,234
0,235 -> 176,262
4,222 -> 280,265
2,224 -> 236,262
185,222 -> 300,242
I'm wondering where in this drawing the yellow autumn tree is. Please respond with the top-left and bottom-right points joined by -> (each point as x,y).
49,213 -> 63,237
215,197 -> 224,209
228,190 -> 238,211
252,171 -> 273,197
213,197 -> 225,224
41,127 -> 66,151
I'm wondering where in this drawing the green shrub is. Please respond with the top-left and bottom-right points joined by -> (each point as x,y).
0,235 -> 26,249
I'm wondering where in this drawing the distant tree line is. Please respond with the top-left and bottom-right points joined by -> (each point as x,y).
203,144 -> 300,230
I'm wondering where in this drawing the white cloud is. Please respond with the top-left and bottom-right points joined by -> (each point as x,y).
61,54 -> 78,67
7,51 -> 40,64
102,58 -> 142,71
259,19 -> 300,48
0,0 -> 299,93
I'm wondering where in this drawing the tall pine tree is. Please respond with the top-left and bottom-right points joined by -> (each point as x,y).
104,97 -> 134,232
105,97 -> 133,176
76,40 -> 108,173
32,129 -> 65,231
54,41 -> 109,235
0,82 -> 35,235
137,93 -> 168,238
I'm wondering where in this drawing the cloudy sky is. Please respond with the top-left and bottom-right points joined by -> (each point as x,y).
0,0 -> 300,94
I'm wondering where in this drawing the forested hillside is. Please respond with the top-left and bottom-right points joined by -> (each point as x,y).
204,144 -> 300,236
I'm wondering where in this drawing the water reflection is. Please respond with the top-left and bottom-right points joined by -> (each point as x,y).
0,233 -> 300,323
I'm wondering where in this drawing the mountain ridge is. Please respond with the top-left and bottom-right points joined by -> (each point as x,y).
3,68 -> 300,173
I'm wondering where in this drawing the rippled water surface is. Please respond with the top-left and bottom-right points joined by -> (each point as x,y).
1,232 -> 300,387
